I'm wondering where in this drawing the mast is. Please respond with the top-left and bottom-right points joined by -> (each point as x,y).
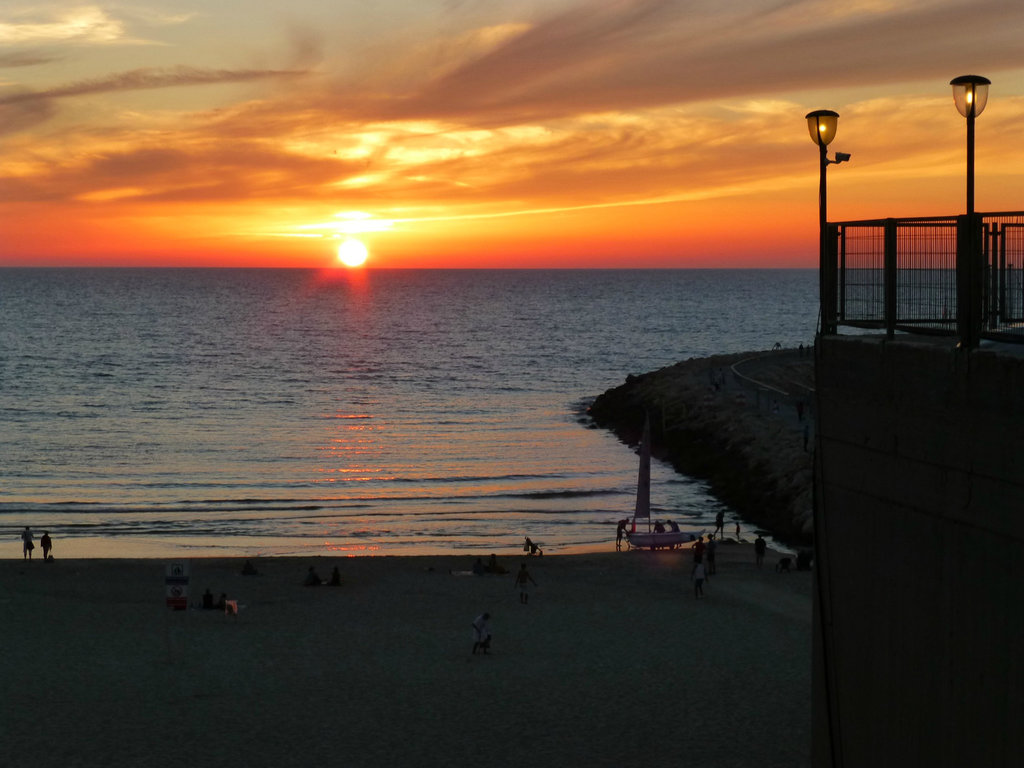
634,413 -> 651,532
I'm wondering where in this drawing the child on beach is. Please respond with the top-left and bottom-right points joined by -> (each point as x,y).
692,561 -> 706,599
514,563 -> 537,604
472,613 -> 492,655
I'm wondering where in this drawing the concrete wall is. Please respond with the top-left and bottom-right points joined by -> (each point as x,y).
812,335 -> 1024,767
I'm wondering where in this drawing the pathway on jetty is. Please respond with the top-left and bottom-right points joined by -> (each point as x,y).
588,348 -> 816,546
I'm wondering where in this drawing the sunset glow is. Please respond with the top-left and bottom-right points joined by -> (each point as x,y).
2,1 -> 1024,268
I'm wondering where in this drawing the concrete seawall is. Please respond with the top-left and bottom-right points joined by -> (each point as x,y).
586,349 -> 815,546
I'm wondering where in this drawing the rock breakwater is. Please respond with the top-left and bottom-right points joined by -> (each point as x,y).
587,350 -> 815,547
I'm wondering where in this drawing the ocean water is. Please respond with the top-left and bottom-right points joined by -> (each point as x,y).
0,268 -> 817,558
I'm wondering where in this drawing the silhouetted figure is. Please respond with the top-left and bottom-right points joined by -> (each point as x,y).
796,550 -> 813,571
241,560 -> 259,575
40,531 -> 53,561
328,566 -> 342,586
472,612 -> 491,655
21,527 -> 34,560
692,535 -> 706,563
714,511 -> 725,538
202,588 -> 215,610
485,554 -> 507,574
754,535 -> 767,568
514,563 -> 537,604
523,537 -> 542,556
303,566 -> 322,586
616,519 -> 628,550
472,557 -> 486,575
692,561 -> 706,599
653,521 -> 665,534
666,519 -> 680,532
706,534 -> 717,575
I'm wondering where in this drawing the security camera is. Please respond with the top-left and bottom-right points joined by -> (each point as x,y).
834,152 -> 851,163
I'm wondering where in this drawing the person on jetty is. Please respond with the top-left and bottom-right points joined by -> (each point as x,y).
471,612 -> 492,655
40,531 -> 53,561
513,563 -> 537,604
21,526 -> 34,560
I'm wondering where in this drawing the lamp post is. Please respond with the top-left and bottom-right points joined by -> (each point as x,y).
950,75 -> 990,217
806,110 -> 849,335
950,75 -> 990,347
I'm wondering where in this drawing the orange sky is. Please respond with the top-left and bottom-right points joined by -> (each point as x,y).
2,1 -> 1024,268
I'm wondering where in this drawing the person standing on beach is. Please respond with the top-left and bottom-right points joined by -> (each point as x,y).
705,534 -> 717,575
514,563 -> 537,604
754,535 -> 767,568
714,511 -> 724,538
692,535 -> 706,563
40,531 -> 52,561
472,612 -> 491,654
692,560 -> 706,599
21,526 -> 34,560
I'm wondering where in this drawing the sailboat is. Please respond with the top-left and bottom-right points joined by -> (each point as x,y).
624,414 -> 695,551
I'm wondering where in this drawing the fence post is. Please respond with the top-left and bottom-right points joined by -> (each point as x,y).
884,219 -> 897,338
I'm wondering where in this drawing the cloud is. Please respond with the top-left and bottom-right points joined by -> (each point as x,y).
0,6 -> 125,44
0,65 -> 308,106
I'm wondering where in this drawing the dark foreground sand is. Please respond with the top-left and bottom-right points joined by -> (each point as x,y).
1,546 -> 811,768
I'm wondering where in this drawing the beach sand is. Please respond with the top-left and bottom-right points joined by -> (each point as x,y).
2,545 -> 811,767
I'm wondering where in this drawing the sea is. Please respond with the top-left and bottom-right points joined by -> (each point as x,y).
0,268 -> 817,559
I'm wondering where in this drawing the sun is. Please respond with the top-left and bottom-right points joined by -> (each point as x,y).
337,238 -> 369,267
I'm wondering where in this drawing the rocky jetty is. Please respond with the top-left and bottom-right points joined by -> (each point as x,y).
587,350 -> 815,547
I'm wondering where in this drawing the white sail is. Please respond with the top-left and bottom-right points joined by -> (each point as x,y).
633,414 -> 651,523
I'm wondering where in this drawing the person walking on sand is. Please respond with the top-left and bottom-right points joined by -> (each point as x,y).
755,534 -> 767,568
692,560 -> 706,599
714,510 -> 724,539
472,612 -> 492,655
705,534 -> 717,575
21,526 -> 34,560
40,531 -> 53,561
514,562 -> 537,604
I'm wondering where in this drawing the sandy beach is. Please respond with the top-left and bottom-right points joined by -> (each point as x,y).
2,545 -> 811,768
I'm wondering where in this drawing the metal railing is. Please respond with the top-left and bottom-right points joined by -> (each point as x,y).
824,211 -> 1024,344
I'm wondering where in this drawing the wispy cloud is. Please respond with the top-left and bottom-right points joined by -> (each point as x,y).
0,6 -> 126,44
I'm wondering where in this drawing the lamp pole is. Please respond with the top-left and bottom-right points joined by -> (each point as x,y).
950,75 -> 990,217
950,76 -> 990,347
806,110 -> 847,335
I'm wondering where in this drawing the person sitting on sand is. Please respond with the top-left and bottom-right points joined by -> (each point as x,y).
304,566 -> 323,586
472,558 -> 486,575
328,566 -> 342,586
241,560 -> 259,576
485,554 -> 507,574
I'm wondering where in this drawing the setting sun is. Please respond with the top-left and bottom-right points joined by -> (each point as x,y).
337,238 -> 369,267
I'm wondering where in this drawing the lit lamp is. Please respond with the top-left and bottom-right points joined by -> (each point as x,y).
806,110 -> 850,335
950,75 -> 990,216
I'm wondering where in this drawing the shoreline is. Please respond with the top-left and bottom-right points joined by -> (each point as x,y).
2,546 -> 811,767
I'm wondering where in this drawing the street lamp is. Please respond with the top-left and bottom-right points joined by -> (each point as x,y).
950,75 -> 990,217
806,110 -> 850,335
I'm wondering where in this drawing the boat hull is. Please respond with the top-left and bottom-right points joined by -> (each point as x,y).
625,530 -> 696,550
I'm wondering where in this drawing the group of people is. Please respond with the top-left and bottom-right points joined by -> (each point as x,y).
304,565 -> 342,586
470,560 -> 539,655
19,527 -> 53,561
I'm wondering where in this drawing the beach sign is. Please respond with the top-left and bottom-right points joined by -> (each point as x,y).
165,562 -> 190,610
